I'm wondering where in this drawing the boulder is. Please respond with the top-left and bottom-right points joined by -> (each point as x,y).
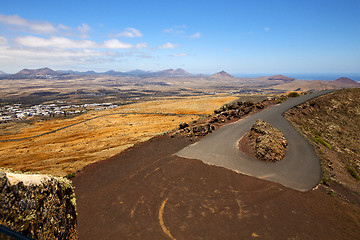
240,120 -> 287,162
179,122 -> 189,129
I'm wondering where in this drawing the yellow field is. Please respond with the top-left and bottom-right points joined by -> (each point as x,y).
0,95 -> 237,176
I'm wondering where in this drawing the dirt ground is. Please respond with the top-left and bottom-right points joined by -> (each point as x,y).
72,135 -> 360,240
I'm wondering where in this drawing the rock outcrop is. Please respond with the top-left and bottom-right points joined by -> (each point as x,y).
239,120 -> 288,162
0,170 -> 77,239
184,123 -> 215,136
177,98 -> 278,138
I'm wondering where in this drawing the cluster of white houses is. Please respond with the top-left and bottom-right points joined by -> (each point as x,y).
0,103 -> 118,123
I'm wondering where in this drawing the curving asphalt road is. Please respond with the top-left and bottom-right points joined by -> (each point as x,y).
176,89 -> 337,191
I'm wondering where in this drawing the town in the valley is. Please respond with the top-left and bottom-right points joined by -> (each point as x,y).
0,102 -> 118,123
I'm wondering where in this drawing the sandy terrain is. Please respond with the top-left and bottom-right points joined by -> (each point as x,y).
0,95 -> 238,176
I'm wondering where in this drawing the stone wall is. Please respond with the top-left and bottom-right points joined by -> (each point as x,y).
0,170 -> 77,239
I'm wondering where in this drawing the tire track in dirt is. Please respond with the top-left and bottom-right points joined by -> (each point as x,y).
159,198 -> 176,240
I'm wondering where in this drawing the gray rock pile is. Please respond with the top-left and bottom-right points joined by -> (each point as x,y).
181,123 -> 215,137
0,170 -> 77,239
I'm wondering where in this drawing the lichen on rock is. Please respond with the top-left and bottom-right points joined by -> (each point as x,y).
0,170 -> 78,239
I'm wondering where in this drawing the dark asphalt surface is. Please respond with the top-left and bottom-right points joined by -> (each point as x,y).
176,90 -> 337,191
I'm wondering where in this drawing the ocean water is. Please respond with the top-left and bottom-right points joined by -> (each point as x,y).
234,73 -> 360,81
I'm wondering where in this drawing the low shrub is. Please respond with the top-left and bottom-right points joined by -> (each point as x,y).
313,136 -> 332,149
346,166 -> 360,181
288,92 -> 300,98
277,96 -> 287,103
327,189 -> 335,196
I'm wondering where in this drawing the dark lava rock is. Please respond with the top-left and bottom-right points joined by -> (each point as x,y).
179,122 -> 189,129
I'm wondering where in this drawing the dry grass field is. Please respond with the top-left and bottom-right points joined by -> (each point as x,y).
0,94 -> 239,176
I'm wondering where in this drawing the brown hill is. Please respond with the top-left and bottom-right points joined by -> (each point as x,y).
271,80 -> 338,92
267,75 -> 295,82
271,78 -> 359,92
333,77 -> 359,85
210,71 -> 233,78
16,67 -> 59,76
170,68 -> 192,76
147,68 -> 193,77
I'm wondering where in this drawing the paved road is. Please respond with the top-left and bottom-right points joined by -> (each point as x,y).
176,90 -> 337,191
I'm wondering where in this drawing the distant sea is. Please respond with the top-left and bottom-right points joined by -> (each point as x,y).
234,73 -> 360,81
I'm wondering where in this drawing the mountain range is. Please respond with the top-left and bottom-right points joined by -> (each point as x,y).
1,68 -> 359,88
16,67 -> 60,76
59,68 -> 195,78
1,67 -> 198,79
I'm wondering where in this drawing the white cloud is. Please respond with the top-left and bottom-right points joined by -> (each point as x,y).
0,35 -> 7,45
163,28 -> 174,33
158,42 -> 178,49
103,39 -> 133,49
136,42 -> 148,49
77,23 -> 91,38
0,19 -> 149,71
264,27 -> 270,32
58,24 -> 71,30
190,32 -> 201,39
15,36 -> 134,49
163,25 -> 186,35
0,44 -> 124,71
172,53 -> 187,57
15,36 -> 98,48
0,14 -> 59,35
0,14 -> 93,38
115,28 -> 143,38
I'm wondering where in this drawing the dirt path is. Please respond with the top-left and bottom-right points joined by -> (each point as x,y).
72,135 -> 360,240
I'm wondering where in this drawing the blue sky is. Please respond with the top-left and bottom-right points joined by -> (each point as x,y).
0,0 -> 359,74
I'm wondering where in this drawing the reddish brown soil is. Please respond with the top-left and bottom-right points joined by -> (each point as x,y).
238,131 -> 256,158
72,135 -> 360,240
